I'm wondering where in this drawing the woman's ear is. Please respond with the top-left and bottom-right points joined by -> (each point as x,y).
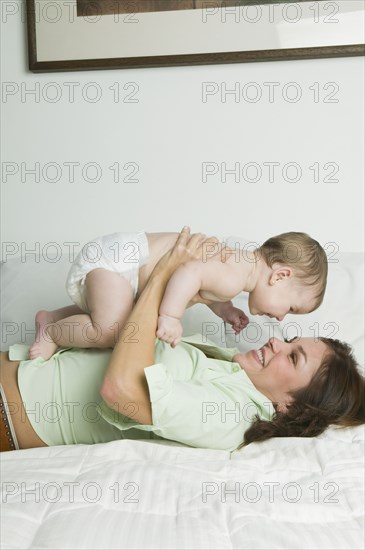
276,402 -> 288,413
275,395 -> 294,413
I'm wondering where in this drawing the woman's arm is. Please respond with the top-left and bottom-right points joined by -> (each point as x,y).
100,228 -> 219,425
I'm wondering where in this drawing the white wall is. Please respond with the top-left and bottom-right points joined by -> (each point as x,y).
1,2 -> 364,260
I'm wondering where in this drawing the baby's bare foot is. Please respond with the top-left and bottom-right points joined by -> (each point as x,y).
29,310 -> 58,360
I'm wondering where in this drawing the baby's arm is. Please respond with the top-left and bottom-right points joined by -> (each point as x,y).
208,300 -> 234,316
208,300 -> 250,334
158,261 -> 207,320
159,259 -> 242,318
156,260 -> 244,345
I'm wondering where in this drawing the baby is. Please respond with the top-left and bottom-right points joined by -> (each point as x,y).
29,229 -> 328,359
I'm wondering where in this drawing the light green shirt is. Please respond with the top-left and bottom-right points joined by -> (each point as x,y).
99,334 -> 274,451
12,335 -> 274,451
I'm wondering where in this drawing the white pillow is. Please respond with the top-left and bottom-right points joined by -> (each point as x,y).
222,236 -> 364,372
0,255 -> 227,350
0,255 -> 73,350
181,304 -> 227,346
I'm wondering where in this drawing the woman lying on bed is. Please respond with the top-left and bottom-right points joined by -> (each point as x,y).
1,227 -> 364,453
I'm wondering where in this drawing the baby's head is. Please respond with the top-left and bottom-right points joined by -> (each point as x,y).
249,232 -> 328,321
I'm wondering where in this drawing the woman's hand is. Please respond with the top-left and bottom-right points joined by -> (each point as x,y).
150,226 -> 223,280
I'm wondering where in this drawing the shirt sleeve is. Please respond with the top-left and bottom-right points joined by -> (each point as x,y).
99,361 -> 254,452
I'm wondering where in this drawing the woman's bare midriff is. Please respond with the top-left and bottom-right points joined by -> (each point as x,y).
0,352 -> 48,449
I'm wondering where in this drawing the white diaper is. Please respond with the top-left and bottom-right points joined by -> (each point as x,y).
66,231 -> 149,312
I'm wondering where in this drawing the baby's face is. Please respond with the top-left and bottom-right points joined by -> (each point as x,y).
248,274 -> 315,322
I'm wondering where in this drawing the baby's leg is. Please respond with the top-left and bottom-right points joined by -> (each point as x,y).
29,269 -> 135,360
45,268 -> 134,351
82,268 -> 135,347
29,305 -> 86,360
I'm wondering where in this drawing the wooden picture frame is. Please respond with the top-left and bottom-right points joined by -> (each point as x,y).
26,0 -> 365,72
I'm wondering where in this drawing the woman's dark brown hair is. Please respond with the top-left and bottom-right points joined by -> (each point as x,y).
238,338 -> 365,448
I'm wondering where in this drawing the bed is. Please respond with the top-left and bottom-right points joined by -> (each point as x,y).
1,237 -> 364,550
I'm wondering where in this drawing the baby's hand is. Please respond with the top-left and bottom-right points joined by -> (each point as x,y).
220,306 -> 249,335
156,314 -> 183,348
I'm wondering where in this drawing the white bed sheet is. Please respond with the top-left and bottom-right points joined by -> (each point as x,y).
1,425 -> 364,550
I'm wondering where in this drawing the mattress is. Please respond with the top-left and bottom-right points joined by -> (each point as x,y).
1,425 -> 364,549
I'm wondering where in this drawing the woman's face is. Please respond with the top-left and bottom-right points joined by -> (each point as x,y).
233,337 -> 329,412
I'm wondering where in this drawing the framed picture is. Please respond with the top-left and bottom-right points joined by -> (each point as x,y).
26,0 -> 365,72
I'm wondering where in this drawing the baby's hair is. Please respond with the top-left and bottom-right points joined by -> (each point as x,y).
257,232 -> 328,310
